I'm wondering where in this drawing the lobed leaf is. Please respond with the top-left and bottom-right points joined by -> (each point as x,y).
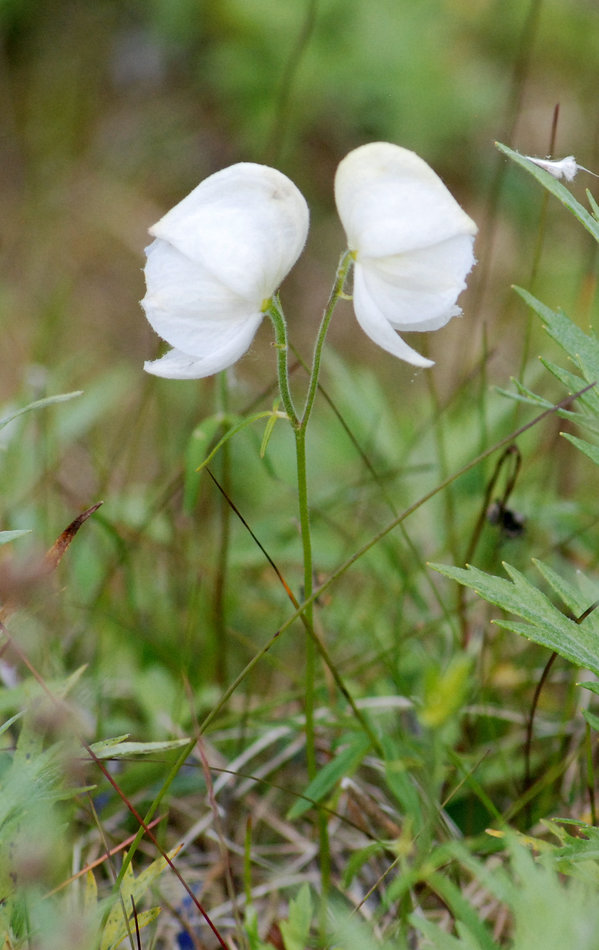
431,560 -> 599,676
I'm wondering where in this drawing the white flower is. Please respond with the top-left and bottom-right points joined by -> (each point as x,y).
141,163 -> 309,379
334,142 -> 477,367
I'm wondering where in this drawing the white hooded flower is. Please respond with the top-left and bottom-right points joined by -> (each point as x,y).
335,142 -> 477,368
141,163 -> 309,379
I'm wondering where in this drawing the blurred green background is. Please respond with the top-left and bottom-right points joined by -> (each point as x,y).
2,0 -> 599,692
3,8 -> 599,941
3,0 -> 599,398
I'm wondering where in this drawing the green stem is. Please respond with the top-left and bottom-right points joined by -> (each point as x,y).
266,295 -> 299,429
294,425 -> 316,772
267,255 -> 354,907
214,371 -> 231,686
301,249 -> 354,428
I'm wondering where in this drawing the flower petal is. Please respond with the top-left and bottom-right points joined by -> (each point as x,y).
141,239 -> 259,355
144,313 -> 263,379
335,142 -> 477,258
352,265 -> 434,368
149,163 -> 309,302
358,232 -> 476,329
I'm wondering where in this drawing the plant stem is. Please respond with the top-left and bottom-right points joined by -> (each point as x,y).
267,253 -> 354,908
266,295 -> 299,429
294,424 -> 317,777
214,371 -> 231,686
301,250 -> 353,428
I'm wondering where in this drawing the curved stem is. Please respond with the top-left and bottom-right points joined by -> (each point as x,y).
301,249 -> 354,428
266,296 -> 299,429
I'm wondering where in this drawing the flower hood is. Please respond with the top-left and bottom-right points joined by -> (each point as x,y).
335,142 -> 477,367
142,163 -> 309,379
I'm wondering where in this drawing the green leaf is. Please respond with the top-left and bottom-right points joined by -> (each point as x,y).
579,681 -> 599,697
342,842 -> 385,888
287,733 -> 371,819
582,709 -> 599,732
101,848 -> 179,950
279,883 -> 312,950
89,736 -> 190,759
244,903 -> 278,950
496,142 -> 599,243
409,917 -> 467,949
431,560 -> 599,676
194,410 -> 287,474
259,400 -> 282,458
183,413 -> 232,512
495,380 -> 554,410
0,529 -> 31,545
0,711 -> 25,738
588,189 -> 599,221
420,654 -> 472,728
0,390 -> 82,431
382,735 -> 423,830
515,287 -> 599,386
426,871 -> 501,950
561,432 -> 599,467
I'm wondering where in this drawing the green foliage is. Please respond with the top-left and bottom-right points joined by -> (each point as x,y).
287,732 -> 371,819
408,839 -> 599,950
431,558 -> 599,676
279,883 -> 313,950
5,6 -> 599,950
496,144 -> 599,243
97,849 -> 174,950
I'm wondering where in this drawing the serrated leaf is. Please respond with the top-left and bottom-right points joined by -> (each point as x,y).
279,883 -> 312,950
515,288 -> 599,385
539,362 -> 599,426
561,432 -> 599,467
495,384 -> 554,409
496,142 -> 599,243
531,558 -> 589,617
431,560 -> 599,676
579,680 -> 599,696
244,904 -> 277,950
287,733 -> 371,819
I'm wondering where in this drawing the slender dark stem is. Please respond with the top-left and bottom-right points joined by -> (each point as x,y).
523,650 -> 558,826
